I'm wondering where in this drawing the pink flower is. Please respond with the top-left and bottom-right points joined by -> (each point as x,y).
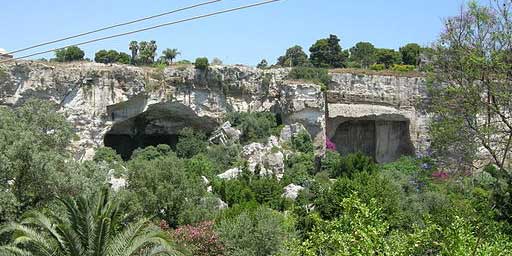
326,139 -> 337,151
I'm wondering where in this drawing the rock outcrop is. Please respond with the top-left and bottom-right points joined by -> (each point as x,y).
0,61 -> 429,162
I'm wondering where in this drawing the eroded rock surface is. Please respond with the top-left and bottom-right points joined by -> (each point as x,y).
0,62 -> 429,162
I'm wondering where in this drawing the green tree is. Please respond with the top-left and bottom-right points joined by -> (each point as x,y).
54,46 -> 85,62
0,100 -> 106,222
176,128 -> 208,159
429,0 -> 512,171
162,48 -> 180,65
138,41 -> 157,65
117,52 -> 131,64
94,49 -> 119,64
349,42 -> 376,68
0,189 -> 180,256
124,146 -> 211,227
129,41 -> 139,64
399,43 -> 422,66
277,45 -> 309,67
309,34 -> 348,68
375,48 -> 401,68
195,57 -> 209,70
256,59 -> 268,69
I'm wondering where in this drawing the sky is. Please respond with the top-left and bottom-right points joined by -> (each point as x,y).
1,0 -> 483,66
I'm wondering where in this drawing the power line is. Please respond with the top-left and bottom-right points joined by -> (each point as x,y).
1,0 -> 282,63
4,0 -> 222,56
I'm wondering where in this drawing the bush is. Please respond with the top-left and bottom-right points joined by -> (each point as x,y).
226,112 -> 278,144
391,64 -> 416,72
287,67 -> 331,89
176,128 -> 208,159
370,63 -> 385,71
216,206 -> 295,256
291,131 -> 314,153
195,57 -> 209,70
171,221 -> 224,256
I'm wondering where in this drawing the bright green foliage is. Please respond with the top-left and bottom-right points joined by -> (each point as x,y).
375,48 -> 402,68
216,206 -> 295,256
391,64 -> 416,72
213,170 -> 282,208
277,45 -> 309,67
287,67 -> 331,89
124,146 -> 212,227
292,196 -> 394,256
195,57 -> 209,70
370,63 -> 385,71
176,128 -> 208,159
185,153 -> 217,178
0,189 -> 180,256
349,41 -> 376,68
227,112 -> 278,144
54,46 -> 85,62
162,48 -> 180,65
309,34 -> 348,68
399,43 -> 422,65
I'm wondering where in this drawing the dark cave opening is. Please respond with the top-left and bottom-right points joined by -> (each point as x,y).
331,119 -> 415,163
103,102 -> 218,161
104,133 -> 180,160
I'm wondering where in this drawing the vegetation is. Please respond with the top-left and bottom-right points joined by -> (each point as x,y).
95,49 -> 130,64
0,189 -> 180,256
4,1 -> 512,255
287,67 -> 331,90
54,46 -> 85,62
195,57 -> 209,70
161,48 -> 180,65
309,34 -> 348,68
277,45 -> 309,67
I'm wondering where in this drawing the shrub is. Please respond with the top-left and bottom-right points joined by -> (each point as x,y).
291,130 -> 314,153
370,63 -> 385,71
124,148 -> 212,227
287,67 -> 331,89
195,57 -> 209,70
226,112 -> 278,144
391,64 -> 416,72
176,128 -> 208,159
216,206 -> 296,256
171,221 -> 225,256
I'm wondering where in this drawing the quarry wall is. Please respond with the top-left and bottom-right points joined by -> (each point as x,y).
0,61 -> 429,162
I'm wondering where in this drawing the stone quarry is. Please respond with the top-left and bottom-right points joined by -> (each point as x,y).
0,61 -> 429,163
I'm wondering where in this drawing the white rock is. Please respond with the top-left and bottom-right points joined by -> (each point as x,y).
279,123 -> 308,144
218,167 -> 242,180
282,184 -> 304,200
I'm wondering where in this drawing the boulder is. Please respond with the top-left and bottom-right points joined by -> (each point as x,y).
218,167 -> 242,180
282,184 -> 304,200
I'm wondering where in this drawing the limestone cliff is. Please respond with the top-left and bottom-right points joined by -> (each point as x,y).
0,61 -> 428,163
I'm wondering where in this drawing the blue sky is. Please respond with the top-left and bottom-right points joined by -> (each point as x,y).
1,0 -> 478,65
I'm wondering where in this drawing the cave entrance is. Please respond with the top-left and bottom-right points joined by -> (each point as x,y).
104,102 -> 218,160
331,118 -> 415,163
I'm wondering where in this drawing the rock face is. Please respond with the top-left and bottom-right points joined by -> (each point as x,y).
0,61 -> 429,162
326,72 -> 429,162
